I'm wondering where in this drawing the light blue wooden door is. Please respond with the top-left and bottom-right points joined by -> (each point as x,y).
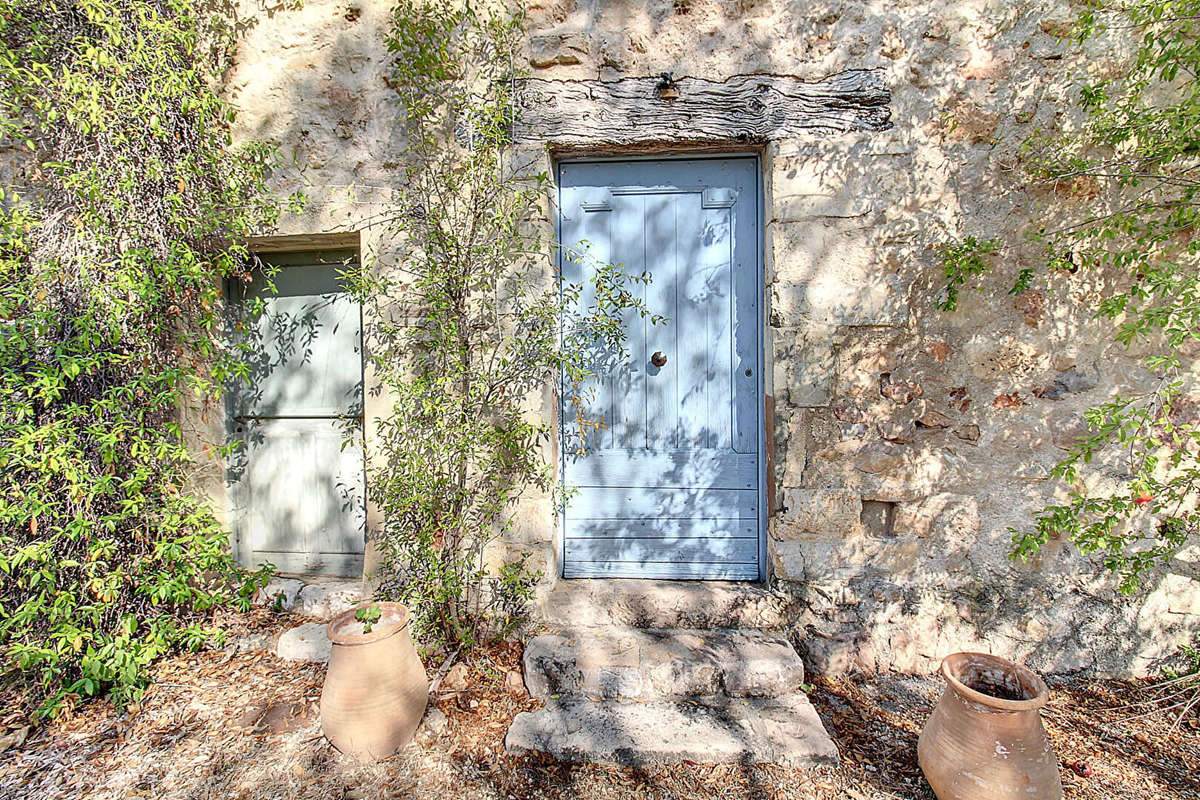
559,158 -> 762,580
227,250 -> 366,577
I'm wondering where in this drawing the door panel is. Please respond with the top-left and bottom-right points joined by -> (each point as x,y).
227,250 -> 365,577
563,561 -> 762,580
642,192 -> 679,450
610,195 -> 647,450
559,158 -> 762,581
564,518 -> 758,539
235,418 -> 366,572
233,264 -> 362,418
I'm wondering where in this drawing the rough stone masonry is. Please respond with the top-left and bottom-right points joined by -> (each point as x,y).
207,0 -> 1200,679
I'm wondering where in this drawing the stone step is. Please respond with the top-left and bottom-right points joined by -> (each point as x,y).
538,579 -> 791,630
524,626 -> 806,700
505,693 -> 839,767
275,622 -> 331,662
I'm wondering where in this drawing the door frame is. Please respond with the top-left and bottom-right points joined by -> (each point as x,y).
224,245 -> 368,576
553,152 -> 767,582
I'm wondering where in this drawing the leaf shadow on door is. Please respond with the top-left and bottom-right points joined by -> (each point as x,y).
561,194 -> 759,578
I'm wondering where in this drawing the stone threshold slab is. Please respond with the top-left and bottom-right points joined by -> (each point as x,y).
505,693 -> 839,767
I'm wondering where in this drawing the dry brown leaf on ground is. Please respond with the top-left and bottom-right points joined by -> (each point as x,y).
0,611 -> 1196,800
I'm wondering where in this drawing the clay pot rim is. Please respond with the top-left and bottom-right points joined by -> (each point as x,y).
326,602 -> 412,647
940,651 -> 1049,712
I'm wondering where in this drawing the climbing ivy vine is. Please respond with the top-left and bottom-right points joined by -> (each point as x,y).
0,1 -> 282,717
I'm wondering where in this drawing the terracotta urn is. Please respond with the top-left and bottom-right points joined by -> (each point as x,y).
320,602 -> 428,761
918,652 -> 1063,800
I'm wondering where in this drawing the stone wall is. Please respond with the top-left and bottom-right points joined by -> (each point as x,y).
218,0 -> 1200,677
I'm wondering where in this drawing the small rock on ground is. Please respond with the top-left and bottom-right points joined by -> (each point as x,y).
253,577 -> 304,611
294,581 -> 362,619
505,670 -> 526,695
415,705 -> 447,747
276,623 -> 332,663
0,727 -> 29,754
441,662 -> 469,692
422,706 -> 447,735
221,632 -> 275,655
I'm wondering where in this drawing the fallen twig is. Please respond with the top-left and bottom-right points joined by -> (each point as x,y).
427,648 -> 462,697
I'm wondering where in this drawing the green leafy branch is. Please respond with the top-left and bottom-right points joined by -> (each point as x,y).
0,0 -> 279,717
937,2 -> 1200,594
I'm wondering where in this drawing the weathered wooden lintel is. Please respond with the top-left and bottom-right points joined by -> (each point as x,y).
244,230 -> 361,253
515,69 -> 891,147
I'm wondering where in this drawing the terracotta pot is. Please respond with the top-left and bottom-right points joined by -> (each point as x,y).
918,652 -> 1063,800
320,602 -> 428,761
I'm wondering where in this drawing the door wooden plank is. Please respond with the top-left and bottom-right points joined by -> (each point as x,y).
563,450 -> 756,490
703,204 -> 734,450
644,190 -> 679,450
566,535 -> 758,564
565,517 -> 756,539
560,188 -> 613,455
247,551 -> 364,577
675,190 -> 709,450
610,194 -> 648,450
565,487 -> 757,520
564,561 -> 760,580
729,160 -> 759,454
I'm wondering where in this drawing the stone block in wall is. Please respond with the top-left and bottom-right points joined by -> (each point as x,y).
778,411 -> 809,487
776,489 -> 863,540
772,325 -> 837,407
962,335 -> 1043,382
770,141 -> 913,223
773,167 -> 873,219
773,535 -> 921,585
1023,611 -> 1074,644
482,539 -> 555,581
810,440 -> 946,502
508,147 -> 551,182
894,493 -> 980,545
529,32 -> 589,68
1133,573 -> 1200,623
498,495 -> 557,546
771,277 -> 907,328
787,365 -> 833,407
768,221 -> 909,328
769,220 -> 866,285
1166,575 -> 1200,617
801,630 -> 876,676
831,328 -> 909,401
773,540 -> 834,583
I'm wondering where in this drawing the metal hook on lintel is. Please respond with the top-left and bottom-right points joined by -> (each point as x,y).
656,72 -> 680,100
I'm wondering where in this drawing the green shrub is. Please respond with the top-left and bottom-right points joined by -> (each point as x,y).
361,0 -> 659,652
0,0 -> 283,717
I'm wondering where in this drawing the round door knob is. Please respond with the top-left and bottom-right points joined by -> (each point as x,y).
651,351 -> 668,367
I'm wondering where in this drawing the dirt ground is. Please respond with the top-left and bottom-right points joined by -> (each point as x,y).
1,609 -> 1197,800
